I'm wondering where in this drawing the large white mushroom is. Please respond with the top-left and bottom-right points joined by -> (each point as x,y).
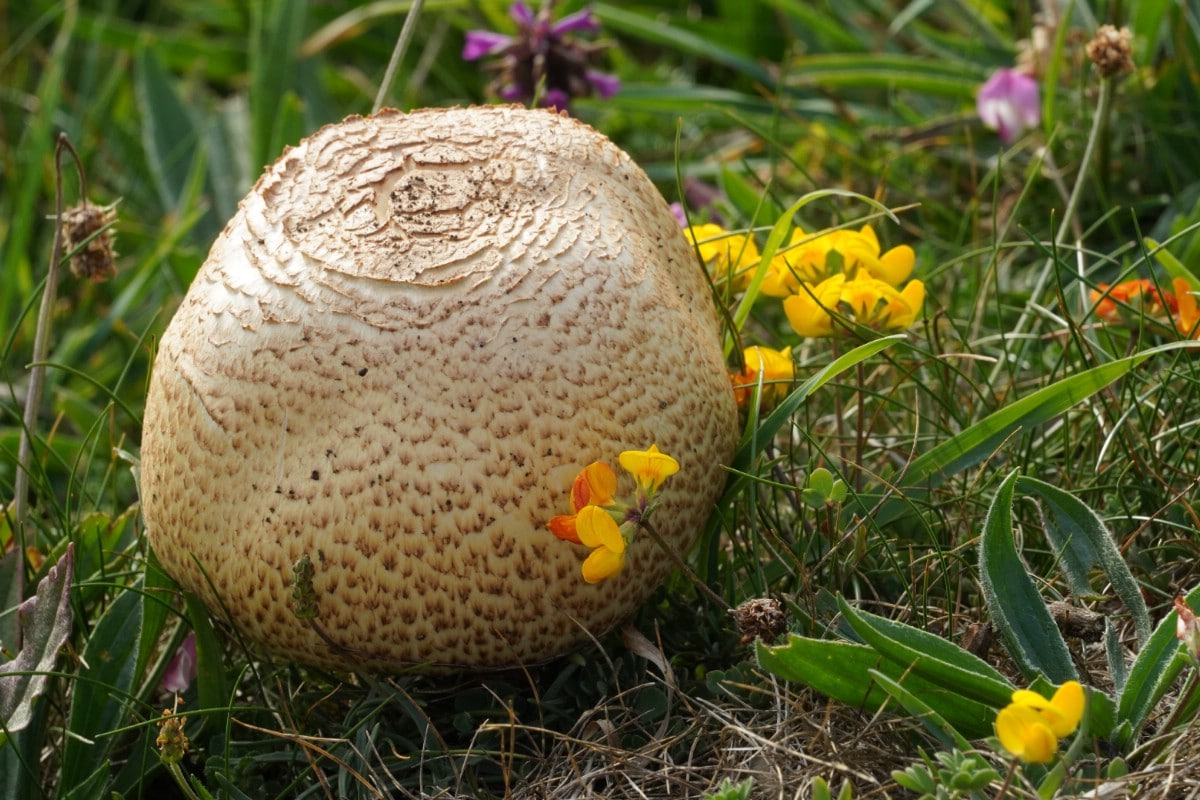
140,105 -> 737,672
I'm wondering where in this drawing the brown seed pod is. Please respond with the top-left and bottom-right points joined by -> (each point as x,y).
140,106 -> 737,672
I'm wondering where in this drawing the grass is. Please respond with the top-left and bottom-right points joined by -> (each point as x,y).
4,0 -> 1200,797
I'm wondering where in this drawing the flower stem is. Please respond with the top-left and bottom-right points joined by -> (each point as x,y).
372,0 -> 426,113
639,520 -> 731,612
989,76 -> 1114,387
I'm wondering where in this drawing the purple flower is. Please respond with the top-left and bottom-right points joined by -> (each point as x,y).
162,632 -> 197,694
462,2 -> 619,110
977,68 -> 1041,144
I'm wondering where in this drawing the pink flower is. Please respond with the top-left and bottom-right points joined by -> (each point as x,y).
162,632 -> 197,694
462,2 -> 618,110
977,68 -> 1040,144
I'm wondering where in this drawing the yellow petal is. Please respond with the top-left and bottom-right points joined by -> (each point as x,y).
618,444 -> 680,493
575,505 -> 625,552
1045,681 -> 1085,737
581,545 -> 626,583
875,244 -> 916,285
995,705 -> 1059,764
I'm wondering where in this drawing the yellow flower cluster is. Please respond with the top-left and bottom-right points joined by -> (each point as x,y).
994,681 -> 1084,764
549,445 -> 680,583
775,226 -> 924,338
685,221 -> 924,339
731,345 -> 795,410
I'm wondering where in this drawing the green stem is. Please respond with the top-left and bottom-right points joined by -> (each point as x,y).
639,519 -> 731,611
372,0 -> 426,113
166,762 -> 204,800
988,77 -> 1114,387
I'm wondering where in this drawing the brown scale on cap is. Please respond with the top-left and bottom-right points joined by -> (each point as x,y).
141,105 -> 737,672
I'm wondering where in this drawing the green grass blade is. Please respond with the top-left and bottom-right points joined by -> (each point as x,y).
902,342 -> 1200,487
782,53 -> 983,97
60,586 -> 143,792
250,0 -> 308,170
1016,476 -> 1151,644
979,470 -> 1076,683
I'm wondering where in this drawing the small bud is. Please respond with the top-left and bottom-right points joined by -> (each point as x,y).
1175,596 -> 1200,662
60,201 -> 118,282
1086,25 -> 1134,79
732,597 -> 788,645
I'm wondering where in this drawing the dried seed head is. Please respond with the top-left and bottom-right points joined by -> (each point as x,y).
1086,25 -> 1134,78
60,201 -> 118,282
732,597 -> 787,644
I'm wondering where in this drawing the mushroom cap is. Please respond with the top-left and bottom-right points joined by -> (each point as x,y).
140,106 -> 737,672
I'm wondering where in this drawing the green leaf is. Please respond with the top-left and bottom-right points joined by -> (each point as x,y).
1116,585 -> 1200,745
902,343 -> 1199,487
595,3 -> 773,86
137,552 -> 176,684
250,0 -> 308,170
1146,238 -> 1200,292
1016,476 -> 1151,644
782,53 -> 984,97
185,593 -> 230,735
866,668 -> 969,751
134,45 -> 203,216
0,545 -> 74,734
978,470 -> 1076,683
60,587 -> 144,793
836,596 -> 1014,708
756,634 -> 997,738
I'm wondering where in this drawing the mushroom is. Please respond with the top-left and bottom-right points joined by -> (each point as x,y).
140,106 -> 737,672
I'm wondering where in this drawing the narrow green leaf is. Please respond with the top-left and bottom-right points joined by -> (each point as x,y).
0,545 -> 74,733
1146,238 -> 1200,292
185,593 -> 230,735
137,552 -> 176,684
902,344 -> 1198,487
1116,585 -> 1200,744
782,53 -> 984,97
594,3 -> 773,86
1016,476 -> 1151,643
250,0 -> 308,170
979,470 -> 1076,683
61,587 -> 144,792
134,45 -> 202,215
755,635 -> 997,738
866,668 -> 970,751
836,596 -> 1014,708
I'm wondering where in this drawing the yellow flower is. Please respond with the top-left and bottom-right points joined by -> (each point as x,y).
576,504 -> 627,583
618,444 -> 680,494
684,223 -> 761,289
783,274 -> 925,338
760,225 -> 915,297
995,705 -> 1059,764
994,681 -> 1084,764
731,346 -> 794,408
549,461 -> 617,544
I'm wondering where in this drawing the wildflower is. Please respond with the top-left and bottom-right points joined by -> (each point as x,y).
462,2 -> 619,109
1174,278 -> 1200,337
1086,25 -> 1134,78
731,346 -> 794,409
761,225 -> 915,297
684,223 -> 761,290
618,444 -> 679,495
995,681 -> 1085,764
1176,596 -> 1200,662
575,505 -> 626,583
1091,278 -> 1177,321
156,703 -> 190,765
548,461 -> 617,543
161,632 -> 197,694
977,68 -> 1040,144
783,274 -> 925,338
548,445 -> 680,583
